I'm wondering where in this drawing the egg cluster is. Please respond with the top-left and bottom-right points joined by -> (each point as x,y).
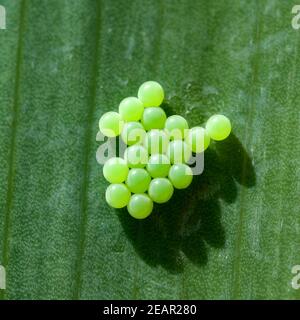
99,81 -> 231,219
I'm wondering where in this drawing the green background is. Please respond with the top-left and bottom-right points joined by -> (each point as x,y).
0,0 -> 300,299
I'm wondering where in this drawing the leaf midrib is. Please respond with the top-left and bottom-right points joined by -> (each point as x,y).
232,0 -> 262,299
72,0 -> 103,300
1,0 -> 27,301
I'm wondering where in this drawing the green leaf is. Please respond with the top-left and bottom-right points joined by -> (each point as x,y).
0,0 -> 300,299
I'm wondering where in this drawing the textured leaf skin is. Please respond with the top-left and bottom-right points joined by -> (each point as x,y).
0,0 -> 300,300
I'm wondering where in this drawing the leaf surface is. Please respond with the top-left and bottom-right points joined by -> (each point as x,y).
0,0 -> 299,299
